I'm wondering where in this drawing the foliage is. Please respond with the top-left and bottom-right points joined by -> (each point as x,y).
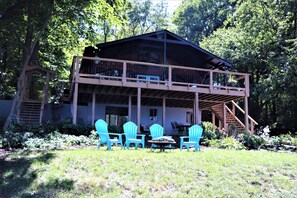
108,125 -> 123,133
200,122 -> 216,146
173,0 -> 235,44
115,0 -> 171,38
199,0 -> 297,131
0,0 -> 128,130
239,129 -> 297,151
241,132 -> 266,150
274,134 -> 297,147
7,123 -> 57,137
1,121 -> 96,149
0,130 -> 98,149
6,121 -> 94,137
209,137 -> 245,150
58,124 -> 94,136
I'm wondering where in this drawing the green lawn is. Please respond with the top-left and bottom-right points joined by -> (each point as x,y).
1,147 -> 297,197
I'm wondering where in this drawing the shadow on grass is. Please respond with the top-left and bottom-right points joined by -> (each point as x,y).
0,150 -> 74,197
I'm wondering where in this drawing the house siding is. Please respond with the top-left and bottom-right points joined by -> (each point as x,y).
0,100 -> 13,126
43,102 -> 200,131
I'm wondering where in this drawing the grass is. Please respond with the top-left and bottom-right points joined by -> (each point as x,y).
1,147 -> 297,197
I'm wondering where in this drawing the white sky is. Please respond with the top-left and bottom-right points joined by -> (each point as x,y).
151,0 -> 182,15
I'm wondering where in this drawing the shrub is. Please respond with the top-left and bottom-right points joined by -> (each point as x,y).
6,121 -> 94,137
200,122 -> 217,146
0,130 -> 98,150
242,132 -> 266,150
209,137 -> 245,150
0,131 -> 33,149
202,121 -> 213,132
277,134 -> 297,146
7,123 -> 56,138
108,125 -> 123,133
58,124 -> 94,136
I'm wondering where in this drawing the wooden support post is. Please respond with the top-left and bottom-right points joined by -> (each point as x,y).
91,93 -> 96,125
245,74 -> 250,97
212,112 -> 215,130
195,92 -> 199,124
193,100 -> 196,124
164,32 -> 167,64
128,95 -> 132,121
73,82 -> 78,124
219,120 -> 222,129
75,56 -> 80,82
232,102 -> 235,117
122,62 -> 127,85
137,88 -> 141,132
210,70 -> 213,92
250,120 -> 254,135
168,67 -> 172,89
162,98 -> 166,128
222,102 -> 227,130
244,96 -> 250,134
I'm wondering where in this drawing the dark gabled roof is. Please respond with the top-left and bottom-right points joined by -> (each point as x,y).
93,29 -> 232,69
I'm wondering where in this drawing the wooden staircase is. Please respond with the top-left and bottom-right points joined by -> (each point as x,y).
19,101 -> 42,123
210,101 -> 258,133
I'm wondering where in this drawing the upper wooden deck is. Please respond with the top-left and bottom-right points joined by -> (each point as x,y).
69,56 -> 250,109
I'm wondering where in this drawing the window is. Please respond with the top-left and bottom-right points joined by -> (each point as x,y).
105,106 -> 128,127
150,108 -> 158,121
186,112 -> 193,124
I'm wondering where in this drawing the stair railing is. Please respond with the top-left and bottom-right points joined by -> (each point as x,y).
225,106 -> 245,129
229,101 -> 258,134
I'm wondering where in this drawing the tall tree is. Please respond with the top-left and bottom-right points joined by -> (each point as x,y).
114,0 -> 170,38
0,0 -> 126,130
173,0 -> 235,44
200,0 -> 297,130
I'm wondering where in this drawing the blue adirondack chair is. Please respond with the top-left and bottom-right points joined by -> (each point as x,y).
95,119 -> 123,150
149,124 -> 173,150
123,121 -> 145,149
180,124 -> 203,151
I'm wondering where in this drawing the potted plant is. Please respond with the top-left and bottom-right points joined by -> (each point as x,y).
227,75 -> 237,87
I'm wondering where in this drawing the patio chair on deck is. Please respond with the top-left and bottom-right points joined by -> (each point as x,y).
123,121 -> 145,149
180,124 -> 203,151
149,124 -> 173,150
95,119 -> 123,150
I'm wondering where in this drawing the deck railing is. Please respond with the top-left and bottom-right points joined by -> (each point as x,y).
71,56 -> 250,95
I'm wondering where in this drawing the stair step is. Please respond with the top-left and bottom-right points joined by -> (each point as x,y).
211,103 -> 249,131
19,101 -> 42,124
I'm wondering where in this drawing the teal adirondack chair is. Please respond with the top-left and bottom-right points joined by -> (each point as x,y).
180,124 -> 203,151
95,119 -> 123,150
149,124 -> 173,150
123,121 -> 145,149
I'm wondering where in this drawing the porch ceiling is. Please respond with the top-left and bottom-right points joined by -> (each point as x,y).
75,84 -> 243,109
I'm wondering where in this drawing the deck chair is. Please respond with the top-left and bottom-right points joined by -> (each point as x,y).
149,124 -> 173,150
123,121 -> 145,149
180,124 -> 203,151
95,119 -> 123,150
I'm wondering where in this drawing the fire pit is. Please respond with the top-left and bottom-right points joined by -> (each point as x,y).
148,136 -> 176,152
